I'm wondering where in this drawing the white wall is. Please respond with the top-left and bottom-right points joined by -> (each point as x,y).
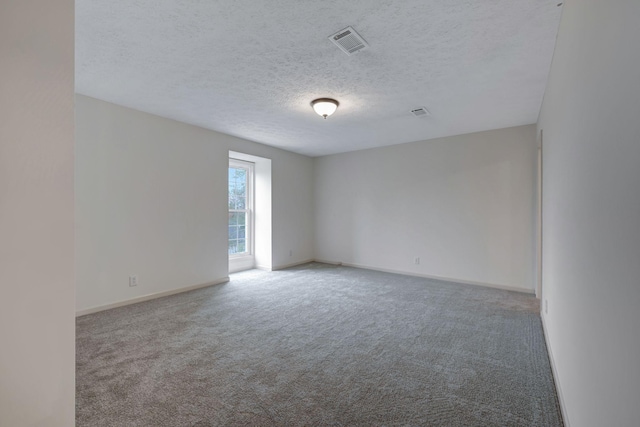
0,1 -> 75,425
75,95 -> 314,313
314,125 -> 537,292
537,0 -> 640,425
253,158 -> 273,270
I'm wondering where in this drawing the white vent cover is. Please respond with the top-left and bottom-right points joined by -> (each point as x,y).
329,26 -> 369,55
411,107 -> 431,118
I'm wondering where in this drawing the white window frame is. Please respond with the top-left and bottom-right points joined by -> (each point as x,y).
228,158 -> 255,271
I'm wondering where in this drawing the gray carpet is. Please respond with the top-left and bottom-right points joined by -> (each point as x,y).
76,262 -> 563,426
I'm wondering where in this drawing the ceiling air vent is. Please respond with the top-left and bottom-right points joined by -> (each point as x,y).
411,107 -> 431,118
329,26 -> 369,55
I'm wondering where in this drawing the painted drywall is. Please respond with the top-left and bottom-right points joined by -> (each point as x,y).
254,158 -> 273,270
0,1 -> 75,425
314,125 -> 537,291
75,95 -> 314,313
537,0 -> 640,425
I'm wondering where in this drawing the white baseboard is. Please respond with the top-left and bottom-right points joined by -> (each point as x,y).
78,261 -> 530,315
271,259 -> 315,271
76,277 -> 230,317
333,261 -> 534,294
313,258 -> 342,266
541,313 -> 570,427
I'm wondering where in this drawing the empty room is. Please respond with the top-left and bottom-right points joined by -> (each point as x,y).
2,0 -> 639,426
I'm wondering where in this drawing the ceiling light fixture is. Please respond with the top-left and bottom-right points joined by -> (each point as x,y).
311,98 -> 339,119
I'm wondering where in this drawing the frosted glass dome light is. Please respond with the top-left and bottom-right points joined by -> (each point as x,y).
311,98 -> 339,119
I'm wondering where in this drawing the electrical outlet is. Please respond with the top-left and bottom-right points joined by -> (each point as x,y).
414,257 -> 420,265
129,275 -> 138,287
545,299 -> 548,314
289,249 -> 293,257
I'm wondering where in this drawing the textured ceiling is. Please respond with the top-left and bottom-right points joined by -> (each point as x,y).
76,0 -> 562,157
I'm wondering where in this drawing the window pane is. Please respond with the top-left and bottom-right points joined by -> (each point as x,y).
236,197 -> 246,209
229,225 -> 238,240
234,168 -> 246,181
232,183 -> 245,199
229,161 -> 251,258
230,170 -> 246,189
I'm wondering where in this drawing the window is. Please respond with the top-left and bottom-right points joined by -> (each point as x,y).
229,151 -> 270,273
228,159 -> 253,257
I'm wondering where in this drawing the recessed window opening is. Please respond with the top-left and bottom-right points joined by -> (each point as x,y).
228,158 -> 254,258
228,150 -> 271,273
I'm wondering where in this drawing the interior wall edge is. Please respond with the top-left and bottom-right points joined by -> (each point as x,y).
541,313 -> 571,427
0,0 -> 75,424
